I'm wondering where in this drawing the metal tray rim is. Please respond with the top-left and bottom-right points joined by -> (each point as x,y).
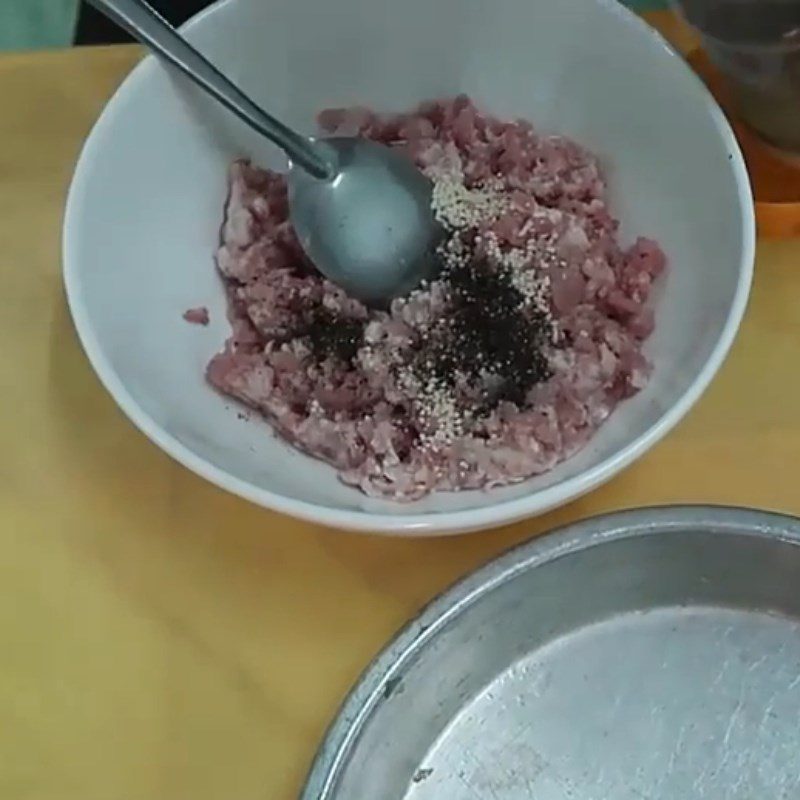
301,504 -> 800,800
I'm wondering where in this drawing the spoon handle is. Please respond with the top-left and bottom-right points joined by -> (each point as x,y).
86,0 -> 334,179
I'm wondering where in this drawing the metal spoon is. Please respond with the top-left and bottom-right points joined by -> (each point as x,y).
87,0 -> 442,303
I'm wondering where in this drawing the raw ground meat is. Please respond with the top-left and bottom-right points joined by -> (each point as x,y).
183,306 -> 210,326
207,96 -> 666,500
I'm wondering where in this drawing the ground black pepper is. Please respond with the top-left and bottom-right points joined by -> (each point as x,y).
299,309 -> 364,365
414,251 -> 552,417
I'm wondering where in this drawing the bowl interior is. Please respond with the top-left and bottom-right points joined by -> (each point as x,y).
65,0 -> 752,525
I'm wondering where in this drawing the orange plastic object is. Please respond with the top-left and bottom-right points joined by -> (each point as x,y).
688,48 -> 800,238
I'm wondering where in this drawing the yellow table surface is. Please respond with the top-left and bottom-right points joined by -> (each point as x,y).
2,19 -> 800,800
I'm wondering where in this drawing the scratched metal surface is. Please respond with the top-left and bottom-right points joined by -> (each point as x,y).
302,507 -> 800,800
406,608 -> 800,798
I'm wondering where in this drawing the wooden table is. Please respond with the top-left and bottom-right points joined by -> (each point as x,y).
2,22 -> 799,800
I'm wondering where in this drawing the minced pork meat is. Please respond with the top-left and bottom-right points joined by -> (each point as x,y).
206,96 -> 666,500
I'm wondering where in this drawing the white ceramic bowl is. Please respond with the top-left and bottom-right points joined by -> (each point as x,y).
64,0 -> 754,535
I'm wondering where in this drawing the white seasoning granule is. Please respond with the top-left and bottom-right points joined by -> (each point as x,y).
398,368 -> 466,451
431,175 -> 508,231
437,234 -> 470,271
482,232 -> 552,317
511,271 -> 551,313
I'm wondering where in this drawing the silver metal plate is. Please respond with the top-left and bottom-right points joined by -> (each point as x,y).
303,507 -> 800,799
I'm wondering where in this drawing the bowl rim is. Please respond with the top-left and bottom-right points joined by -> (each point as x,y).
62,0 -> 756,536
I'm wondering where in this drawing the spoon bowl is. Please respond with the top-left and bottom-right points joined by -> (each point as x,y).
289,137 -> 441,302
